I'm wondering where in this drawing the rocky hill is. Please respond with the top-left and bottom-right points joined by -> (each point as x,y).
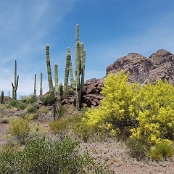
83,49 -> 174,107
106,49 -> 174,85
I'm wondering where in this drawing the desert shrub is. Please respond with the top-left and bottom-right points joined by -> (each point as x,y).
38,105 -> 48,114
7,117 -> 30,144
126,137 -> 152,160
49,117 -> 69,139
49,114 -> 93,142
27,106 -> 37,114
18,103 -> 27,110
29,123 -> 47,138
72,119 -> 92,142
41,95 -> 55,105
24,113 -> 39,120
21,94 -> 37,104
149,143 -> 174,161
10,99 -> 20,107
0,136 -> 110,174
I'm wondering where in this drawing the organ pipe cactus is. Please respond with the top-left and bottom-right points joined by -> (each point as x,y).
46,44 -> 53,92
11,60 -> 19,100
40,72 -> 43,96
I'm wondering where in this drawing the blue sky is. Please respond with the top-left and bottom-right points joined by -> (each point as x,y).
1,0 -> 174,98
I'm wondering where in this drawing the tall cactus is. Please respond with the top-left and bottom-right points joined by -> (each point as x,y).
1,91 -> 4,104
11,60 -> 19,100
53,63 -> 62,121
63,24 -> 86,110
64,48 -> 75,94
54,64 -> 59,97
34,74 -> 36,96
46,44 -> 53,92
75,25 -> 86,110
40,72 -> 43,96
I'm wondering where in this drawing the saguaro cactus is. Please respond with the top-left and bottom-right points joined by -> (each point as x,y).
75,25 -> 86,110
40,72 -> 43,96
63,24 -> 86,110
1,91 -> 4,104
34,74 -> 36,96
46,44 -> 53,92
54,64 -> 59,96
64,48 -> 75,94
11,60 -> 19,100
53,63 -> 62,120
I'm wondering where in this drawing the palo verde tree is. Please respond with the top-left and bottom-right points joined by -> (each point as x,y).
130,79 -> 174,145
84,70 -> 139,136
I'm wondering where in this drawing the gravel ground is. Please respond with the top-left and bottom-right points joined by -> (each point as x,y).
0,122 -> 174,174
79,141 -> 174,174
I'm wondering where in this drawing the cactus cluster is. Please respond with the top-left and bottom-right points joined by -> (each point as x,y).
11,60 -> 19,100
64,24 -> 86,110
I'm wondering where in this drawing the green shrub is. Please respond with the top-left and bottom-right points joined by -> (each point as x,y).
0,136 -> 110,174
149,143 -> 174,161
10,100 -> 20,107
38,106 -> 48,114
27,106 -> 37,114
22,94 -> 37,104
18,103 -> 27,110
41,95 -> 55,105
49,114 -> 93,142
72,120 -> 92,142
126,137 -> 152,160
7,117 -> 30,144
49,117 -> 69,136
24,113 -> 39,120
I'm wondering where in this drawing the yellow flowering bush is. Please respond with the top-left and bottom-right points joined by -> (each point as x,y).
85,71 -> 174,147
85,71 -> 139,137
130,80 -> 174,145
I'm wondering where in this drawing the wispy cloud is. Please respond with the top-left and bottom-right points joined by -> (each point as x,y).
0,0 -> 78,96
